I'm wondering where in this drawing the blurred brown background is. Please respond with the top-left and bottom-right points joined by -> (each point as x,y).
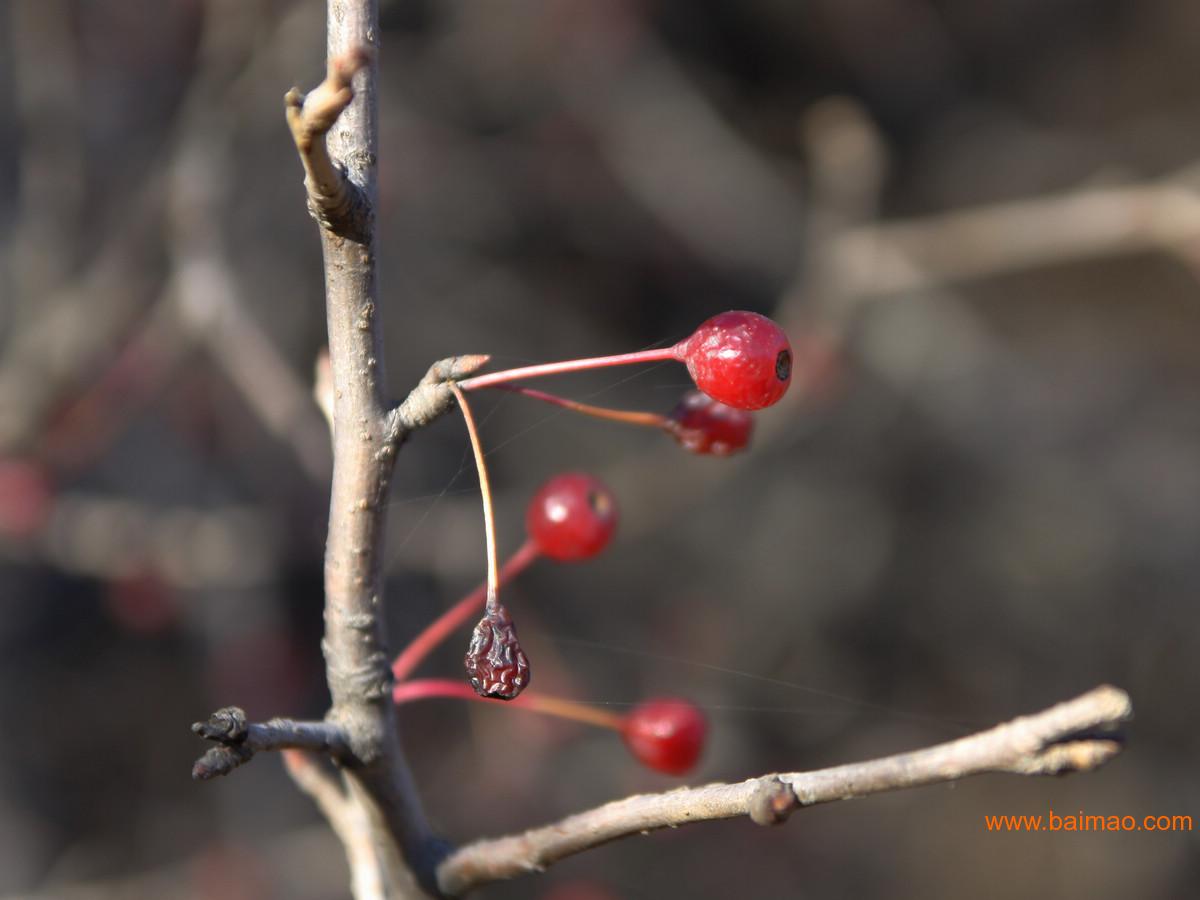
1,0 -> 1198,898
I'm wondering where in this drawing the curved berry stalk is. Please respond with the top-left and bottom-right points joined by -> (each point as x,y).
449,382 -> 530,700
391,539 -> 540,682
497,386 -> 755,456
391,472 -> 618,682
393,678 -> 624,730
457,310 -> 792,411
496,385 -> 668,430
393,679 -> 708,775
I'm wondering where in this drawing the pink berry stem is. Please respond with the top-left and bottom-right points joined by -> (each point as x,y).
495,385 -> 672,431
456,346 -> 681,392
391,538 -> 542,682
449,383 -> 501,613
392,678 -> 624,730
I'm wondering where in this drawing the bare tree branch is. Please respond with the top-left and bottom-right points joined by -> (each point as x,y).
284,751 -> 397,900
826,171 -> 1200,300
436,685 -> 1131,896
236,4 -> 483,897
278,5 -> 445,894
191,707 -> 350,779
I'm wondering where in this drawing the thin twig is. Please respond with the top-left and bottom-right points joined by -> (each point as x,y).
436,685 -> 1131,896
191,708 -> 351,780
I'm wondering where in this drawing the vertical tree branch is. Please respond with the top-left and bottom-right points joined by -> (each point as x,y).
289,2 -> 442,896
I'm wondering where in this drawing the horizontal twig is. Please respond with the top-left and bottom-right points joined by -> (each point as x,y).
826,176 -> 1200,298
436,684 -> 1131,896
191,707 -> 350,780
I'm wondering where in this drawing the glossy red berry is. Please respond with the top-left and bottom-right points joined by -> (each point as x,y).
526,473 -> 618,562
674,311 -> 791,410
668,390 -> 754,456
621,697 -> 707,775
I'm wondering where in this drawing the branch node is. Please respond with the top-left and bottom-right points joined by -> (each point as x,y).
386,354 -> 493,441
419,354 -> 492,387
192,743 -> 255,780
748,777 -> 799,826
191,706 -> 248,743
285,48 -> 374,238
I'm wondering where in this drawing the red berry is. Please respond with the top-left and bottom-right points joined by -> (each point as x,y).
668,390 -> 754,456
526,473 -> 618,562
0,458 -> 53,538
675,311 -> 791,410
621,697 -> 707,775
106,567 -> 178,635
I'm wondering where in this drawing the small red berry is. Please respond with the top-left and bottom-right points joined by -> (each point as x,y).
0,458 -> 54,538
106,567 -> 178,635
526,473 -> 618,562
675,311 -> 792,410
621,697 -> 707,775
667,390 -> 754,456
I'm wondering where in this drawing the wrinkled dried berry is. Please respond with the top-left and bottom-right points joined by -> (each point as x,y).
464,604 -> 531,700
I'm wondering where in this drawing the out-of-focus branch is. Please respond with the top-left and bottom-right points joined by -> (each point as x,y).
167,132 -> 333,484
437,685 -> 1131,896
826,173 -> 1200,300
284,751 -> 394,900
556,27 -> 804,280
191,708 -> 350,779
0,492 -> 281,588
0,0 -> 315,455
10,0 -> 85,301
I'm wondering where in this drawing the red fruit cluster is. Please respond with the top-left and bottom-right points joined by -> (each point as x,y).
526,473 -> 618,561
668,390 -> 754,456
621,697 -> 707,775
676,310 -> 792,410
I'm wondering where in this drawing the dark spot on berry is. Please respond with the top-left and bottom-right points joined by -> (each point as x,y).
775,349 -> 792,382
587,489 -> 611,517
